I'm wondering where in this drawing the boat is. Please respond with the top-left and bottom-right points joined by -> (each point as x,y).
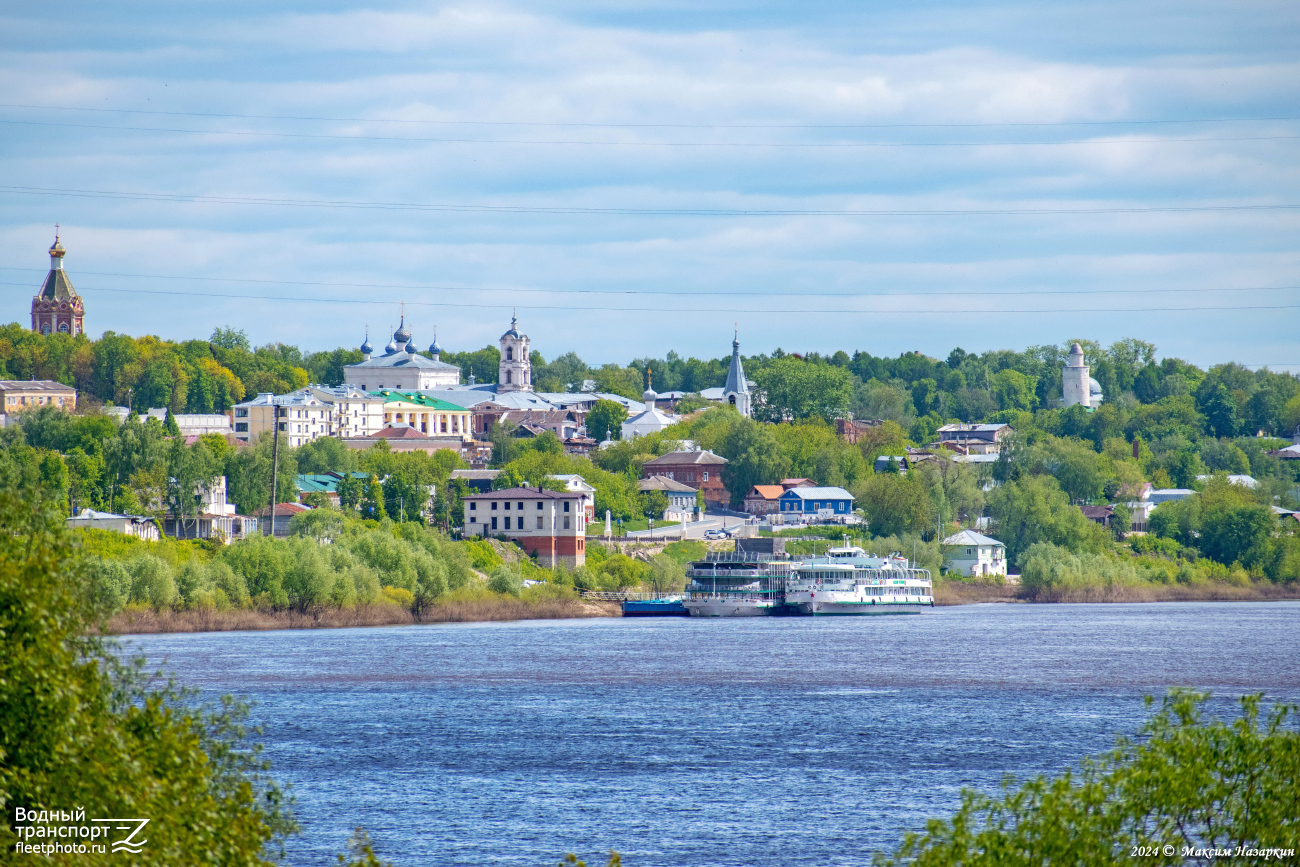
785,546 -> 933,615
622,597 -> 689,617
683,551 -> 792,616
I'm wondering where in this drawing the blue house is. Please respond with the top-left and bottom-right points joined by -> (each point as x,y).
777,486 -> 855,516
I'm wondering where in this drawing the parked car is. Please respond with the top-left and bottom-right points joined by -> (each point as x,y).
703,529 -> 726,540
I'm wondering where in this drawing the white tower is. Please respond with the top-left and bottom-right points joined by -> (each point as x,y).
1062,342 -> 1091,408
497,313 -> 531,392
722,330 -> 752,418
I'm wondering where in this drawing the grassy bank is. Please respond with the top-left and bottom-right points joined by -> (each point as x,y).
106,591 -> 621,634
935,577 -> 1300,605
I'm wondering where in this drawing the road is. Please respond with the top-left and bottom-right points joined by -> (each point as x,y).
617,514 -> 752,541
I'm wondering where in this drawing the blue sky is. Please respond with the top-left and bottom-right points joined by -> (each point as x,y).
1,0 -> 1297,369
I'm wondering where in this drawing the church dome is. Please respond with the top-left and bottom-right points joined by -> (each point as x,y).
360,334 -> 373,355
643,387 -> 658,403
394,316 -> 412,345
384,336 -> 398,355
500,314 -> 523,340
1088,377 -> 1104,397
49,236 -> 66,258
405,339 -> 417,354
429,338 -> 442,355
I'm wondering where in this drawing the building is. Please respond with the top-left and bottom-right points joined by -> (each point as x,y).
296,471 -> 370,505
776,486 -> 855,520
163,512 -> 259,542
638,475 -> 698,522
31,232 -> 84,337
621,378 -> 679,440
232,391 -> 335,446
941,530 -> 1007,578
0,380 -> 77,414
107,408 -> 233,436
934,423 -> 1012,455
253,502 -> 311,537
836,418 -> 883,444
1195,474 -> 1259,489
306,385 -> 386,438
722,331 -> 752,417
549,474 -> 596,521
499,409 -> 582,440
463,487 -> 587,568
449,469 -> 500,492
874,455 -> 911,474
781,478 -> 816,490
1147,488 -> 1195,506
66,509 -> 159,541
496,315 -> 532,392
641,449 -> 729,505
341,424 -> 465,455
344,320 -> 463,392
1062,342 -> 1103,410
375,390 -> 473,439
743,485 -> 785,515
1080,505 -> 1115,526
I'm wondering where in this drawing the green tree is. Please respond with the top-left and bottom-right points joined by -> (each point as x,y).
335,473 -> 364,513
1201,382 -> 1241,438
988,475 -> 1103,567
990,368 -> 1038,412
640,488 -> 670,520
753,357 -> 853,423
360,475 -> 387,521
586,399 -> 629,441
382,471 -> 428,523
37,452 -> 69,514
722,422 -> 791,507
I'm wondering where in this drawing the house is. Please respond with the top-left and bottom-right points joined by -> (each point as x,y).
449,469 -> 500,493
1195,474 -> 1259,489
934,423 -> 1012,455
296,472 -> 370,505
462,487 -> 587,568
776,486 -> 855,521
500,409 -> 581,440
0,380 -> 77,415
874,455 -> 910,474
67,509 -> 159,541
253,502 -> 311,537
163,512 -> 259,543
638,476 -> 698,522
549,474 -> 597,522
641,449 -> 729,506
1147,488 -> 1195,506
835,418 -> 883,444
1268,443 -> 1300,461
941,530 -> 1007,578
232,391 -> 334,447
107,408 -> 234,437
781,478 -> 817,490
375,390 -> 473,440
744,485 -> 785,515
306,384 -> 387,438
341,424 -> 465,455
1080,505 -> 1115,527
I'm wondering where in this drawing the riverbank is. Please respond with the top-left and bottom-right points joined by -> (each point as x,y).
935,579 -> 1300,605
106,598 -> 622,635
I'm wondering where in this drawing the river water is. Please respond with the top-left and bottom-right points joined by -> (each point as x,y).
125,602 -> 1300,866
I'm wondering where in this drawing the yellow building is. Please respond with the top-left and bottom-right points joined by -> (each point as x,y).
376,391 -> 473,440
0,380 -> 77,413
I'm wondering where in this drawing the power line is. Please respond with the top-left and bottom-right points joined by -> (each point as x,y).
3,185 -> 1296,218
3,118 -> 1298,147
0,270 -> 1295,300
51,284 -> 1300,315
4,102 -> 1298,130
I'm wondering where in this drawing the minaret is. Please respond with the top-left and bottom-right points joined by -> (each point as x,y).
1062,342 -> 1090,408
497,312 -> 531,392
722,329 -> 752,417
31,228 -> 85,336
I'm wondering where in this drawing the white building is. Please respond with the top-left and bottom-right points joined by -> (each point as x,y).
621,384 -> 679,439
637,475 -> 698,522
941,530 -> 1007,578
548,474 -> 597,522
722,331 -> 752,417
307,384 -> 387,438
344,319 -> 463,392
232,391 -> 334,447
1062,342 -> 1103,410
497,315 -> 532,392
67,509 -> 159,541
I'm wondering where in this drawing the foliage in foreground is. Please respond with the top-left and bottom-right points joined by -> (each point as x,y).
876,691 -> 1300,867
0,463 -> 296,864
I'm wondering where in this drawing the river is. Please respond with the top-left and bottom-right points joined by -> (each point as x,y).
125,601 -> 1300,866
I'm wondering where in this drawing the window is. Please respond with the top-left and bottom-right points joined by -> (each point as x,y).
504,502 -> 510,510
517,502 -> 523,510
506,347 -> 513,361
491,502 -> 498,510
536,516 -> 543,529
563,516 -> 570,529
505,371 -> 512,384
469,516 -> 476,523
563,502 -> 570,512
470,502 -> 476,511
703,472 -> 709,481
235,423 -> 248,432
537,502 -> 543,510
491,517 -> 498,530
235,408 -> 248,418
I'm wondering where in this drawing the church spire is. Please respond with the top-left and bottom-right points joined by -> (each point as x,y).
723,330 -> 751,417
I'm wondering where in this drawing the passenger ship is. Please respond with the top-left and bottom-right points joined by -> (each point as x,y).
683,551 -> 792,616
785,546 -> 933,615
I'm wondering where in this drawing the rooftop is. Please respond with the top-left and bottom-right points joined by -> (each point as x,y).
780,486 -> 855,500
465,486 -> 583,501
746,485 -> 786,500
942,530 -> 1005,547
643,449 -> 728,467
373,390 -> 470,411
0,379 -> 76,393
638,476 -> 697,493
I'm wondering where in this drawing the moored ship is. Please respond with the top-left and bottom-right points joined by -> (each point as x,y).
683,545 -> 792,617
785,546 -> 932,615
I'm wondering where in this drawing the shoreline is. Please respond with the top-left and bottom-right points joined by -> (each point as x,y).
104,583 -> 1300,635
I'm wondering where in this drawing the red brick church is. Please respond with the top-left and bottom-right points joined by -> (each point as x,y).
31,230 -> 85,337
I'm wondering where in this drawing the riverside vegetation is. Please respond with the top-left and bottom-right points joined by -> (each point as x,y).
4,469 -> 1296,865
5,326 -> 1300,612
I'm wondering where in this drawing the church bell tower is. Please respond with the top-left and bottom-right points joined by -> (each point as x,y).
31,229 -> 85,337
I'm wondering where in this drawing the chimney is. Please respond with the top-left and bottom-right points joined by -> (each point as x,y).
1132,439 -> 1140,459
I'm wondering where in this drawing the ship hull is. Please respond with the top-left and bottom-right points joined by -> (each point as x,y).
685,597 -> 781,617
786,593 -> 931,615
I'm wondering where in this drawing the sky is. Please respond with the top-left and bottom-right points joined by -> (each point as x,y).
1,0 -> 1298,370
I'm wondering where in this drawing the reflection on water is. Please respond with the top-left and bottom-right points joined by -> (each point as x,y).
127,602 -> 1300,866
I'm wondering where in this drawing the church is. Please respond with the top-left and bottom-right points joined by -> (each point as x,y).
31,231 -> 85,336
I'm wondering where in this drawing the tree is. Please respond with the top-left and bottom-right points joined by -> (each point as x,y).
722,422 -> 791,507
877,691 -> 1300,867
382,471 -> 429,523
335,473 -> 364,512
988,475 -> 1103,567
163,407 -> 182,437
1199,504 -> 1274,567
1201,383 -> 1241,439
210,325 -> 252,352
586,399 -> 628,441
990,369 -> 1038,412
640,489 -> 670,520
753,357 -> 853,423
1110,502 -> 1131,541
857,472 -> 933,537
0,458 -> 295,861
360,475 -> 386,521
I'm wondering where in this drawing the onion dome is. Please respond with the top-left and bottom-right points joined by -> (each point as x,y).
643,386 -> 658,403
49,235 -> 66,259
405,338 -> 417,355
394,315 -> 412,345
384,334 -> 398,355
429,337 -> 442,356
360,331 -> 373,355
500,314 -> 522,340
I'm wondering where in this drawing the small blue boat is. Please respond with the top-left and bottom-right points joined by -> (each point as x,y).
622,597 -> 689,617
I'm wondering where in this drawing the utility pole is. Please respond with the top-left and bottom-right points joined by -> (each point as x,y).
266,404 -> 281,537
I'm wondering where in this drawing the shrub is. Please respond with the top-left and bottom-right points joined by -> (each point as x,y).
487,564 -> 524,596
126,554 -> 177,608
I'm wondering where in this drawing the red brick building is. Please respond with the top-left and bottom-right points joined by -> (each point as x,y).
463,486 -> 587,568
641,449 -> 729,506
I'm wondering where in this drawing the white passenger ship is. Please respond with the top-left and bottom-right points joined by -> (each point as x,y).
785,546 -> 933,615
683,552 -> 792,617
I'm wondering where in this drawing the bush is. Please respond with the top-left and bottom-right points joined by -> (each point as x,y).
126,554 -> 177,608
487,564 -> 524,596
1019,542 -> 1145,599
